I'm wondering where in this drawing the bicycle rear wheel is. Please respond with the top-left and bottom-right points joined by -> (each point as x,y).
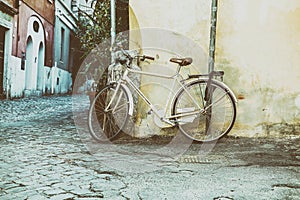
172,79 -> 236,142
88,84 -> 130,141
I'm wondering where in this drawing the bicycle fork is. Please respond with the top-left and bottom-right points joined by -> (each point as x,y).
104,82 -> 122,113
104,71 -> 134,116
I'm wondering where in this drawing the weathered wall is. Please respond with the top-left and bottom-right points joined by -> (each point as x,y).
50,64 -> 72,94
129,0 -> 211,137
22,0 -> 55,24
8,56 -> 23,98
216,0 -> 300,137
129,0 -> 300,137
14,2 -> 54,67
129,0 -> 211,51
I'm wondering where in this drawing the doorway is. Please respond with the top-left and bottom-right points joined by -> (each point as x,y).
37,42 -> 44,92
25,36 -> 34,90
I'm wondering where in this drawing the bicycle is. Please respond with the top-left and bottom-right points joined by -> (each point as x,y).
88,49 -> 237,142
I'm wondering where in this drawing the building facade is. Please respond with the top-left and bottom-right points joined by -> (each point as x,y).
0,0 -> 89,98
0,0 -> 17,98
52,0 -> 78,94
3,0 -> 55,97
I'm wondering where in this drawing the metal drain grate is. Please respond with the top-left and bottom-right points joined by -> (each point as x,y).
178,155 -> 212,163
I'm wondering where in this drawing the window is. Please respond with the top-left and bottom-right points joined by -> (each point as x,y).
60,28 -> 65,62
33,21 -> 39,33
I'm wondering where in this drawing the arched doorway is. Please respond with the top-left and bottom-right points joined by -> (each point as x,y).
24,16 -> 45,96
25,36 -> 35,90
37,42 -> 44,92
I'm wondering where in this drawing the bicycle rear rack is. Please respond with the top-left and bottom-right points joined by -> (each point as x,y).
188,70 -> 224,82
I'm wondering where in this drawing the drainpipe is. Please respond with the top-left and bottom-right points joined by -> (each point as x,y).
206,0 -> 219,134
208,0 -> 218,73
110,0 -> 116,47
110,0 -> 116,64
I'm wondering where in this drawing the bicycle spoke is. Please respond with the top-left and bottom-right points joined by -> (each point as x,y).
173,79 -> 236,142
107,102 -> 129,113
102,113 -> 107,131
88,85 -> 130,142
204,92 -> 228,112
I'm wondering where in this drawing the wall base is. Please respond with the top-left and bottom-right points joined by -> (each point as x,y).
24,89 -> 42,97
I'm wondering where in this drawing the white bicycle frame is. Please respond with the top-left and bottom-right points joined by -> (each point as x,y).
104,64 -> 205,126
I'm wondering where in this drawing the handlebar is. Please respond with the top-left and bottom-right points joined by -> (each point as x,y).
140,55 -> 155,61
119,49 -> 155,62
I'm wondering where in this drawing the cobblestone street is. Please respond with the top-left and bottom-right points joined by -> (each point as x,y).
0,95 -> 299,200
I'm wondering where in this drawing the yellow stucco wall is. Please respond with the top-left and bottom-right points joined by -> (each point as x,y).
129,0 -> 300,137
216,0 -> 300,136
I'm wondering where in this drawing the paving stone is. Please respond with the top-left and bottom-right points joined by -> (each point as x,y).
0,193 -> 25,200
12,189 -> 41,199
100,190 -> 123,199
69,188 -> 103,198
61,170 -> 77,176
38,169 -> 53,176
102,196 -> 126,200
5,186 -> 27,194
49,193 -> 76,200
36,186 -> 54,193
90,179 -> 126,191
75,175 -> 95,182
0,182 -> 21,190
43,179 -> 61,188
0,162 -> 14,171
13,177 -> 35,186
27,194 -> 49,200
53,183 -> 79,191
50,182 -> 70,189
43,188 -> 67,196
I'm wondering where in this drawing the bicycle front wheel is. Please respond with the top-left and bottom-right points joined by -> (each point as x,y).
88,84 -> 130,142
172,79 -> 236,142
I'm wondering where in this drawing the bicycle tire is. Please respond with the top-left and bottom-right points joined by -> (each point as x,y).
88,84 -> 130,142
172,79 -> 236,142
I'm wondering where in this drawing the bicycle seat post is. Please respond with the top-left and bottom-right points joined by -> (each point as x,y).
169,57 -> 193,77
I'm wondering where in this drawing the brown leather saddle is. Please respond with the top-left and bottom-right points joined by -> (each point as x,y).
170,57 -> 193,66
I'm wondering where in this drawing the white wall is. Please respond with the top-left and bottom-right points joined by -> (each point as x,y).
50,63 -> 72,94
9,56 -> 24,98
24,16 -> 45,94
